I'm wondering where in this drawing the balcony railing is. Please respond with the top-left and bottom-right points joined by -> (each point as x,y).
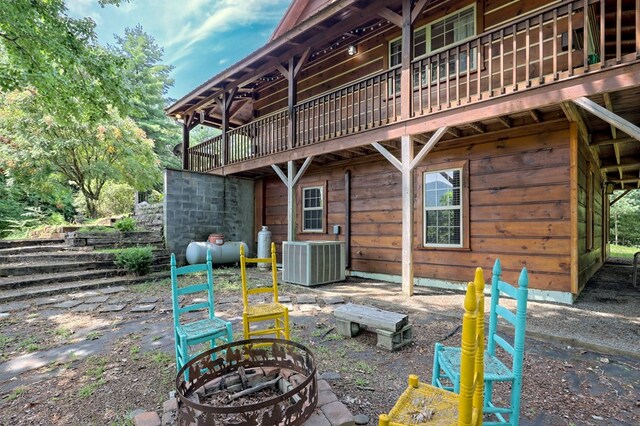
187,0 -> 639,173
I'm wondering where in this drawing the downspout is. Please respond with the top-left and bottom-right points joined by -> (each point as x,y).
345,170 -> 351,269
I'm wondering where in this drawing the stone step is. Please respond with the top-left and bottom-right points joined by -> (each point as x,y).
0,238 -> 65,250
0,255 -> 170,277
0,248 -> 171,264
0,268 -> 127,290
0,251 -> 114,264
0,244 -> 90,256
0,270 -> 171,303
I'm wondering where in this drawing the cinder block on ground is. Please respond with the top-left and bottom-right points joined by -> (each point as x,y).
134,411 -> 161,426
376,324 -> 413,351
304,411 -> 332,426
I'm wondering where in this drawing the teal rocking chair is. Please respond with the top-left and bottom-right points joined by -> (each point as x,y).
432,258 -> 529,426
170,250 -> 233,374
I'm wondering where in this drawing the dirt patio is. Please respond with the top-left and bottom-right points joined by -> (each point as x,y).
0,263 -> 638,425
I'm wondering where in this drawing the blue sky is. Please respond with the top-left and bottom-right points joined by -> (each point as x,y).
66,0 -> 292,101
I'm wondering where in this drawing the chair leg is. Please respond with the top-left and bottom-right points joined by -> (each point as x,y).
432,342 -> 442,387
511,376 -> 522,426
174,332 -> 182,372
283,310 -> 290,340
243,313 -> 250,340
485,379 -> 494,410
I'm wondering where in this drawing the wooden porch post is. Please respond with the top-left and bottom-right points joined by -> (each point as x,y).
271,156 -> 314,242
277,49 -> 310,151
182,118 -> 190,170
372,128 -> 448,296
401,0 -> 413,119
221,93 -> 229,166
401,135 -> 414,295
219,88 -> 238,167
288,57 -> 297,149
287,160 -> 297,241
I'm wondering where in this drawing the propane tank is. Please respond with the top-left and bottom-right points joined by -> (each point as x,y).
185,241 -> 249,265
257,226 -> 272,270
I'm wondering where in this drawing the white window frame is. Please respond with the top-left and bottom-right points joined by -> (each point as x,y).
388,4 -> 477,84
423,168 -> 463,248
302,186 -> 324,232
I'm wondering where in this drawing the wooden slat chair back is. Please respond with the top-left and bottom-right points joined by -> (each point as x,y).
170,250 -> 233,375
432,259 -> 528,426
379,268 -> 485,426
239,242 -> 290,340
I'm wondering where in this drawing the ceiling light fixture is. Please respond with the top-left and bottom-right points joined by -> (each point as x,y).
347,44 -> 357,56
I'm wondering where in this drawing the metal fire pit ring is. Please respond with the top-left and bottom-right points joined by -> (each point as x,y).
175,338 -> 318,425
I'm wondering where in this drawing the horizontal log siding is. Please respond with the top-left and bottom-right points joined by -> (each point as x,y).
262,122 -> 572,292
576,132 -> 605,292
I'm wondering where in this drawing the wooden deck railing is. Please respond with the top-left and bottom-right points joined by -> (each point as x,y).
226,109 -> 288,165
187,0 -> 639,173
295,67 -> 401,147
188,134 -> 222,172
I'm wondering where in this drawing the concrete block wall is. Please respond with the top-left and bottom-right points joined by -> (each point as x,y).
164,168 -> 255,264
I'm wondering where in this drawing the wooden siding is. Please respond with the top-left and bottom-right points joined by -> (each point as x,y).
262,121 -> 572,292
576,127 -> 605,292
255,0 -> 560,118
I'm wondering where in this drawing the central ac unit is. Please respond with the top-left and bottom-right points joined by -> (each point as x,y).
282,241 -> 345,286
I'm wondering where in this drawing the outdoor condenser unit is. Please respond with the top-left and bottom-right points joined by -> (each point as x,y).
282,241 -> 346,286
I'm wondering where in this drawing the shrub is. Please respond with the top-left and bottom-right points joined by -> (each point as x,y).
114,217 -> 136,232
114,247 -> 154,276
147,190 -> 164,203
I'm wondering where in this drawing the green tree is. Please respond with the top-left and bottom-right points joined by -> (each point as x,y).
0,90 -> 161,218
0,0 -> 131,120
610,190 -> 640,246
111,25 -> 181,169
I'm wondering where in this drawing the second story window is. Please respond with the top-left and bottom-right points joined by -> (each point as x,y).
389,5 -> 476,84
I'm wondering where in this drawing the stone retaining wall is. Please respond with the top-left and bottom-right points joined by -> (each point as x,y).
133,202 -> 163,232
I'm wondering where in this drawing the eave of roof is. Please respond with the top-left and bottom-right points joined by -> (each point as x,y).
165,0 -> 358,117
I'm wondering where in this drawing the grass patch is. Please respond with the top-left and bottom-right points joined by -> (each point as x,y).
85,331 -> 103,341
7,387 -> 26,401
17,337 -> 40,352
216,278 -> 241,292
0,334 -> 13,350
354,360 -> 376,374
53,327 -> 73,340
130,280 -> 162,293
354,377 -> 370,387
149,351 -> 173,367
76,226 -> 117,234
610,244 -> 639,259
78,379 -> 105,398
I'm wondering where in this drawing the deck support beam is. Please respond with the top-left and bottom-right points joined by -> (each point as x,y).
182,118 -> 190,170
372,127 -> 447,296
272,157 -> 314,242
573,96 -> 640,142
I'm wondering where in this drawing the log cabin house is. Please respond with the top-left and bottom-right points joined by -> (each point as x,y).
166,0 -> 640,303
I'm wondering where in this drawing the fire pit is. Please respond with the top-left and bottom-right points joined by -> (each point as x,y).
175,338 -> 318,425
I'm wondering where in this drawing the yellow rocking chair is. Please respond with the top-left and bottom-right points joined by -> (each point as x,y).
380,267 -> 485,426
239,242 -> 290,340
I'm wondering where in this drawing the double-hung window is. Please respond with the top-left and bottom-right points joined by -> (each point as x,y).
302,186 -> 324,232
424,169 -> 463,247
389,5 -> 476,86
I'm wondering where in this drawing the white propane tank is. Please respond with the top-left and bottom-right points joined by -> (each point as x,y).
257,226 -> 272,270
185,241 -> 249,265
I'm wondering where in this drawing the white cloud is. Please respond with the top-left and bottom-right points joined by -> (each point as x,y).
218,58 -> 228,65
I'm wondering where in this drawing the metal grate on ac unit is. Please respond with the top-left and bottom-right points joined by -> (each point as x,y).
282,241 -> 346,286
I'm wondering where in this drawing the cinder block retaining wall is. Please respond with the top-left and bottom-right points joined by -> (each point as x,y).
164,168 -> 255,263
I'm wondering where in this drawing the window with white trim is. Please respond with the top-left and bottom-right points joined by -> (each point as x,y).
302,186 -> 324,232
424,169 -> 462,247
389,5 -> 476,84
